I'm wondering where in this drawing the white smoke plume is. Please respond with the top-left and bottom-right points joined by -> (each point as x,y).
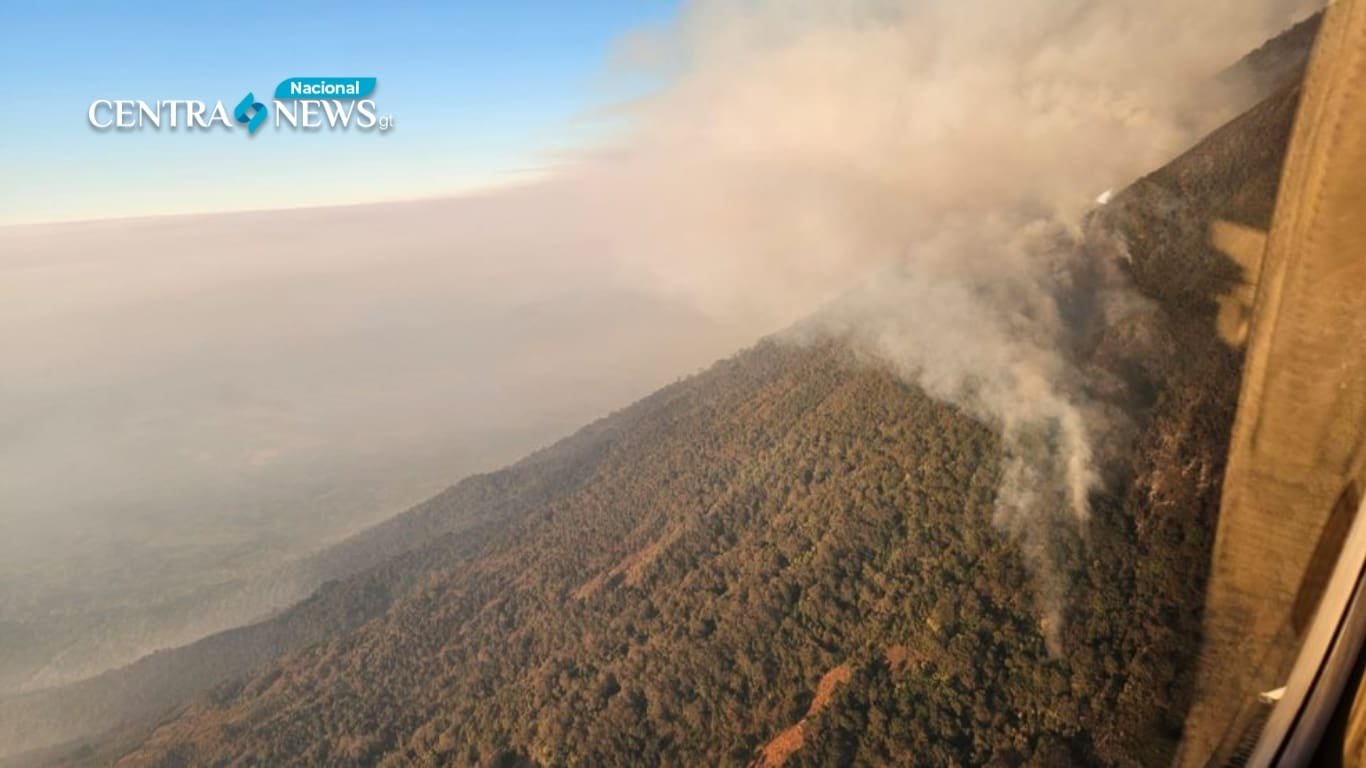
544,0 -> 1320,651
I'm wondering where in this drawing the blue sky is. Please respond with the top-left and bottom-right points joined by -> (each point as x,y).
0,1 -> 680,224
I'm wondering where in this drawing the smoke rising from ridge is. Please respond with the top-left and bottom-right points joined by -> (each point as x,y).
549,0 -> 1319,649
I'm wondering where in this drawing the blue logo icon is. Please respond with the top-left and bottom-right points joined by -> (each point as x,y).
234,92 -> 267,135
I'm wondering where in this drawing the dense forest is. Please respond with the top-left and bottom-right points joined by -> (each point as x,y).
0,17 -> 1319,768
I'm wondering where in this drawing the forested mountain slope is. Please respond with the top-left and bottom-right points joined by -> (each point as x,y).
97,76 -> 1304,766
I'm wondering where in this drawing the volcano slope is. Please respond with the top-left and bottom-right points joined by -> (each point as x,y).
84,72 -> 1308,768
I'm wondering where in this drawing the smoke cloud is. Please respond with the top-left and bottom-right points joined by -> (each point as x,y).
544,0 -> 1319,649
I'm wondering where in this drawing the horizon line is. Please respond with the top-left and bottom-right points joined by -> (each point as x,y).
0,164 -> 561,231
